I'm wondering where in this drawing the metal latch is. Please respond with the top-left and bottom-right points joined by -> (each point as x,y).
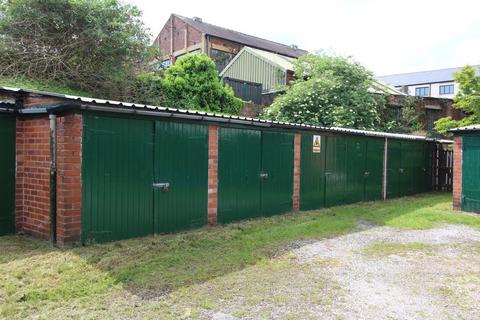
259,173 -> 269,179
364,171 -> 370,177
399,168 -> 404,173
153,182 -> 170,192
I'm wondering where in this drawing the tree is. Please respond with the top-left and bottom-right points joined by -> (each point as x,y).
0,0 -> 159,99
435,65 -> 480,135
161,53 -> 243,114
262,52 -> 384,130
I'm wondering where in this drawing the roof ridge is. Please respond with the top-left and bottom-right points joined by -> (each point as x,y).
174,14 -> 306,54
378,65 -> 479,78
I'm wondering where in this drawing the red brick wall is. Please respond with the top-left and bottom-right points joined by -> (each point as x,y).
15,118 -> 51,239
155,15 -> 203,57
453,136 -> 463,210
293,133 -> 301,211
56,114 -> 82,244
208,126 -> 219,225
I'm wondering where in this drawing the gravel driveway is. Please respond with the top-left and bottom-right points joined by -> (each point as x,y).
202,224 -> 480,320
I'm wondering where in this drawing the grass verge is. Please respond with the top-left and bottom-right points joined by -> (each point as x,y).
0,192 -> 479,318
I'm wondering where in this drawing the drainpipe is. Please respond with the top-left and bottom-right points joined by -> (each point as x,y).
49,114 -> 57,244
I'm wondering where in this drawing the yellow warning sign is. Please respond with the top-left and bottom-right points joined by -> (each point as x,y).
313,135 -> 321,153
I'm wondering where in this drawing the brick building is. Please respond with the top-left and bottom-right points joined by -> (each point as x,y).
154,14 -> 307,71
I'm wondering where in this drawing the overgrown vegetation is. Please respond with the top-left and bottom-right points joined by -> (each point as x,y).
0,0 -> 161,100
1,193 -> 479,318
435,65 -> 480,135
382,96 -> 425,133
161,53 -> 243,113
263,52 -> 385,130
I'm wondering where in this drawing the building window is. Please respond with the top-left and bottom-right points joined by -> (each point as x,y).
415,87 -> 430,97
439,84 -> 454,95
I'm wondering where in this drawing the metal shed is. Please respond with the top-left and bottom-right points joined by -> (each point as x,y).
451,125 -> 480,213
220,46 -> 294,93
0,87 -> 452,244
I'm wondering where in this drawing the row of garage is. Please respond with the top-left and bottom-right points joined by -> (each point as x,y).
80,113 -> 436,243
0,88 -> 449,243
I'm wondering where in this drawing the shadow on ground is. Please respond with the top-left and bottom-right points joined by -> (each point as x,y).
2,192 -> 470,305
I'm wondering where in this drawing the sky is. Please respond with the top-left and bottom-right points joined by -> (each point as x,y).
129,0 -> 480,76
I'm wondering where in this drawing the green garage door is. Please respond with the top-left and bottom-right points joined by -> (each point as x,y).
218,127 -> 262,223
0,115 -> 15,236
364,138 -> 384,201
345,137 -> 366,204
153,121 -> 208,233
387,140 -> 402,198
325,136 -> 346,207
82,115 -> 209,243
261,131 -> 294,216
300,134 -> 326,210
82,115 -> 155,243
462,136 -> 480,213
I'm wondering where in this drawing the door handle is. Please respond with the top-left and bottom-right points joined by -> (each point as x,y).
325,172 -> 332,176
153,182 -> 170,192
364,171 -> 370,177
399,168 -> 404,173
260,173 -> 269,179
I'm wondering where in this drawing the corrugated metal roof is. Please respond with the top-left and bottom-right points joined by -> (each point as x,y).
368,80 -> 407,96
173,14 -> 308,58
220,47 -> 404,96
0,86 -> 452,143
376,65 -> 480,87
450,124 -> 480,132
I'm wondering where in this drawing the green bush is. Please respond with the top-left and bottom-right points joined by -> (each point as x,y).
161,54 -> 243,114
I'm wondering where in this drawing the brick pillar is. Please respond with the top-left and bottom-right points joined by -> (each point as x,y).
15,118 -> 52,239
293,133 -> 301,211
452,136 -> 463,210
208,126 -> 219,225
56,114 -> 83,244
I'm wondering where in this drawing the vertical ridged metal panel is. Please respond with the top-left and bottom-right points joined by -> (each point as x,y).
0,115 -> 16,236
462,135 -> 480,212
153,121 -> 208,233
300,133 -> 326,210
220,50 -> 287,92
218,127 -> 261,223
423,143 -> 434,192
82,114 -> 154,243
261,131 -> 294,216
325,136 -> 347,207
387,139 -> 432,199
345,136 -> 366,204
387,139 -> 402,198
364,138 -> 384,201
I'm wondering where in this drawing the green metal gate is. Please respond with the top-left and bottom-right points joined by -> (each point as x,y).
218,127 -> 262,223
0,115 -> 15,236
82,115 -> 209,243
300,134 -> 325,210
261,131 -> 294,216
153,121 -> 208,233
462,136 -> 480,212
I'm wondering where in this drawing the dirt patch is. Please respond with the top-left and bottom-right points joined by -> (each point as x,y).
292,224 -> 480,320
